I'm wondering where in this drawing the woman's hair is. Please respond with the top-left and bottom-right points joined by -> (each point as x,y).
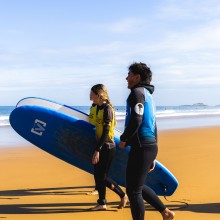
129,62 -> 152,84
91,84 -> 114,108
91,84 -> 116,123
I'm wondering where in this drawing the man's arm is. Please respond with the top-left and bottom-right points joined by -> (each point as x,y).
120,87 -> 145,142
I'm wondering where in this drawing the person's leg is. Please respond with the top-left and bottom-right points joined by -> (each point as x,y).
126,145 -> 158,220
140,145 -> 175,220
105,177 -> 125,198
91,146 -> 116,210
91,154 -> 107,210
126,148 -> 146,220
93,149 -> 108,205
105,177 -> 128,208
142,185 -> 166,212
87,175 -> 98,195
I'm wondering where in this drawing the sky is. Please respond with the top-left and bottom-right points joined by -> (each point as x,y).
1,0 -> 220,106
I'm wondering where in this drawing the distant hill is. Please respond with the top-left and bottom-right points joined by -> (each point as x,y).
180,103 -> 207,107
192,103 -> 207,106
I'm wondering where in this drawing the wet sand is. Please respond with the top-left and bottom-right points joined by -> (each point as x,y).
0,126 -> 220,219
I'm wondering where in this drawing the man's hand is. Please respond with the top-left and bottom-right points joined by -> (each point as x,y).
119,141 -> 126,149
148,160 -> 156,173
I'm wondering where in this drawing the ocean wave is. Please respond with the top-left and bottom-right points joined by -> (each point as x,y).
2,108 -> 220,127
116,116 -> 126,121
156,109 -> 220,118
0,124 -> 10,127
0,116 -> 10,127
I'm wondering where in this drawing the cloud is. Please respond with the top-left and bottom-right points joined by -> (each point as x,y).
1,0 -> 220,105
104,17 -> 144,33
157,0 -> 220,20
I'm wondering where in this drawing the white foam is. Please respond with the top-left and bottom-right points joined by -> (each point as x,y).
0,116 -> 10,127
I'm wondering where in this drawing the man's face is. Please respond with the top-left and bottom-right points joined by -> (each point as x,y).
126,71 -> 141,89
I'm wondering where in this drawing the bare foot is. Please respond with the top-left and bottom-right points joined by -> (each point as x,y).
161,208 -> 175,220
86,189 -> 98,195
117,194 -> 128,209
90,204 -> 107,211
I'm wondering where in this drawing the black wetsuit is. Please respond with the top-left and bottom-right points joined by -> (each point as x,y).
120,83 -> 166,220
93,104 -> 125,205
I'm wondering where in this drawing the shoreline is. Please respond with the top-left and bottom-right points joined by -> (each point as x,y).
0,126 -> 220,219
2,112 -> 220,147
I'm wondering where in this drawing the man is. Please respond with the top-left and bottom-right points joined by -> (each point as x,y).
119,62 -> 175,220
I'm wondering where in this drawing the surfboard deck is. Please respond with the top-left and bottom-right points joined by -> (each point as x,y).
10,97 -> 178,196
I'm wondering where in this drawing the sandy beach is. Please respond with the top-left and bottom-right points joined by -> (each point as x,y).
0,126 -> 220,220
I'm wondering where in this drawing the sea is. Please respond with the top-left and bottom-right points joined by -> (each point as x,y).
2,104 -> 220,130
1,104 -> 220,147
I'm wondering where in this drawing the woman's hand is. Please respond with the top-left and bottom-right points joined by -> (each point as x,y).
92,151 -> 100,164
119,141 -> 126,148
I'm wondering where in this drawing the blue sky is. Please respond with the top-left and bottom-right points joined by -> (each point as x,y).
1,0 -> 220,106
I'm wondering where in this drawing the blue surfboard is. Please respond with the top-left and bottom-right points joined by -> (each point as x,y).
10,97 -> 178,196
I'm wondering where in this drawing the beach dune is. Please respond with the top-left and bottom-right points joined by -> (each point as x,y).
0,126 -> 220,219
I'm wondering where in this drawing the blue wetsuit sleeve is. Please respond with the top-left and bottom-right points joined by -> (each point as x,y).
120,88 -> 144,142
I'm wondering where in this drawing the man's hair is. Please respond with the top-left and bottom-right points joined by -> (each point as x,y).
129,62 -> 152,84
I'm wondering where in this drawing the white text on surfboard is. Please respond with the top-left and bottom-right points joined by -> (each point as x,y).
31,119 -> 47,136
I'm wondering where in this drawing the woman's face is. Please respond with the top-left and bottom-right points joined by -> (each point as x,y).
90,90 -> 100,104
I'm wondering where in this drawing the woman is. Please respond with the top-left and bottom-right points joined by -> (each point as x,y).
89,84 -> 128,210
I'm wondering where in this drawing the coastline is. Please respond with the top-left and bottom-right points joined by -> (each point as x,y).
0,126 -> 220,219
0,126 -> 29,147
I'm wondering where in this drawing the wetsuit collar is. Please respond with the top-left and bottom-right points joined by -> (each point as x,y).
97,102 -> 108,110
131,82 -> 155,94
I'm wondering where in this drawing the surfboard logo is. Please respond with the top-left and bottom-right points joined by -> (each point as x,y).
31,119 -> 47,136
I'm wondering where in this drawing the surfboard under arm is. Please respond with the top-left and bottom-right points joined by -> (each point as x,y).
11,97 -> 178,196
